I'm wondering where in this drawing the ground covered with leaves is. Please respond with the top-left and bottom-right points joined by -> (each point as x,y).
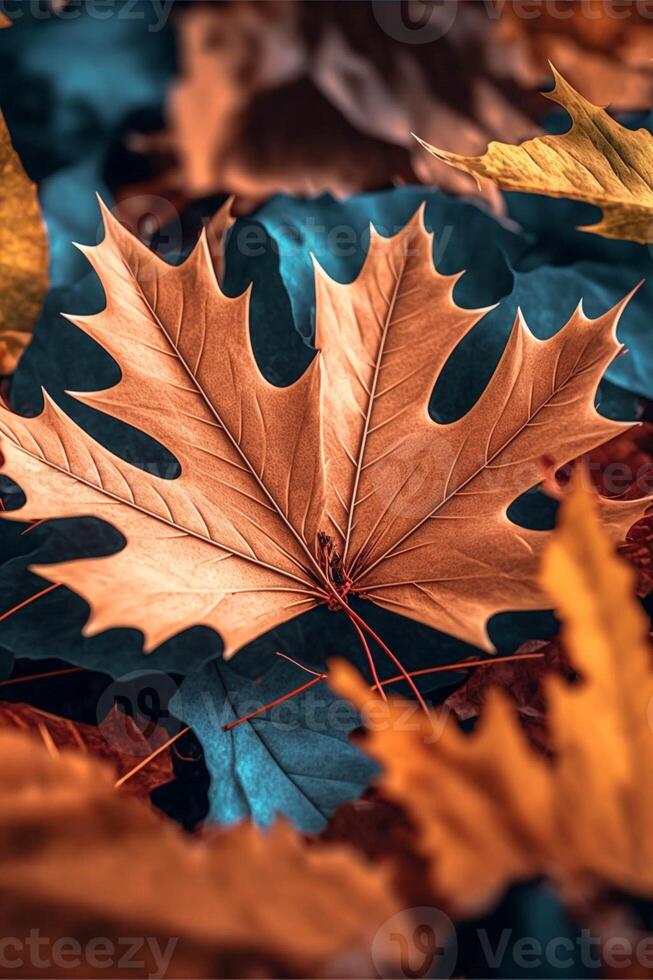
1,2 -> 653,978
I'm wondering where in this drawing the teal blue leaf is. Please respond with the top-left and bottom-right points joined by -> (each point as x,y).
247,153 -> 653,403
170,654 -> 377,833
0,0 -> 174,286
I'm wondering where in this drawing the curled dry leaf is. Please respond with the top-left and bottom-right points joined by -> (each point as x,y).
331,478 -> 653,918
586,423 -> 653,503
166,1 -> 538,209
0,701 -> 174,797
0,729 -> 399,978
0,109 -> 47,374
320,794 -> 436,910
417,68 -> 653,244
0,205 -> 649,659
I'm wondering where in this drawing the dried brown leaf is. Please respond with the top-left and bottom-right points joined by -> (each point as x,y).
0,207 -> 649,658
496,0 -> 653,110
166,1 -> 537,207
444,638 -> 569,753
0,700 -> 174,797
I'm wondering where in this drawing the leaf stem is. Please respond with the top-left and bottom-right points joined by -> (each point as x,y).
348,616 -> 388,701
0,665 -> 84,688
222,649 -> 547,732
373,650 -> 545,690
340,599 -> 430,714
274,651 -> 324,677
114,727 -> 189,789
0,583 -> 60,624
222,674 -> 327,732
320,573 -> 429,714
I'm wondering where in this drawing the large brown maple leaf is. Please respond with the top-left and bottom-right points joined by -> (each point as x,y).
0,203 -> 648,658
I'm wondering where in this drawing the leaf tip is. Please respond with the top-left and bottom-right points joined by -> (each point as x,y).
412,132 -> 449,163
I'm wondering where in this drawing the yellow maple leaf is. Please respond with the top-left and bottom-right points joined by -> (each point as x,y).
0,108 -> 47,374
0,206 -> 648,657
416,67 -> 653,244
331,475 -> 653,916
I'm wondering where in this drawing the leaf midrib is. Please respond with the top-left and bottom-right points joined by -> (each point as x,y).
342,249 -> 406,570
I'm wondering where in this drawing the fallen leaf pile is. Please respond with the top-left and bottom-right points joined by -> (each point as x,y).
3,7 -> 653,976
332,477 -> 653,917
164,0 -> 539,209
113,2 -> 653,216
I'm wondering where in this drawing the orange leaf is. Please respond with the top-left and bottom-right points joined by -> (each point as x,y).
331,477 -> 653,916
0,109 -> 47,374
0,729 -> 399,977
